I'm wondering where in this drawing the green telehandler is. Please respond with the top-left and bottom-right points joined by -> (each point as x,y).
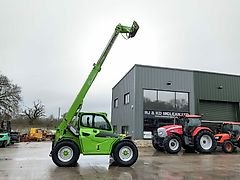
50,21 -> 139,167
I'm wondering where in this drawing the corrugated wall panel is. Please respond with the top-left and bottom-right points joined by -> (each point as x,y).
200,100 -> 238,121
111,67 -> 135,136
194,71 -> 240,120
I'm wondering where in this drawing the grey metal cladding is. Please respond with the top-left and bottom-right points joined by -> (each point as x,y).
194,71 -> 240,102
111,67 -> 135,136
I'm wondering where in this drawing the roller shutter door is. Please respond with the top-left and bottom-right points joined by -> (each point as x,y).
199,100 -> 238,121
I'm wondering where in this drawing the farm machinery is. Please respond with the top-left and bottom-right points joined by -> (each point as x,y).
214,122 -> 240,153
152,115 -> 216,154
50,21 -> 139,167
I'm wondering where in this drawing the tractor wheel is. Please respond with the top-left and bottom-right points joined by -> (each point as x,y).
163,135 -> 182,154
113,141 -> 138,167
52,140 -> 80,167
152,139 -> 164,152
195,130 -> 216,153
222,141 -> 234,153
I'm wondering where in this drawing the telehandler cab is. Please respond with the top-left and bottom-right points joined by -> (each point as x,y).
50,21 -> 139,167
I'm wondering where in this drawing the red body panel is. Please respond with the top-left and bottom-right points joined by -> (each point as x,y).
192,127 -> 212,137
223,122 -> 240,125
162,125 -> 183,136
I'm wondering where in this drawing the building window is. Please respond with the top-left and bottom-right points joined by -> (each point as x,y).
121,126 -> 129,135
176,92 -> 189,112
143,89 -> 158,110
113,125 -> 117,133
158,91 -> 175,111
143,89 -> 189,134
124,93 -> 130,104
114,98 -> 118,108
143,89 -> 189,113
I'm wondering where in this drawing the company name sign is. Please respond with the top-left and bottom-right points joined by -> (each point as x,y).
144,110 -> 189,117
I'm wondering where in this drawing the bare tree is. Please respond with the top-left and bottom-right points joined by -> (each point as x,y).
0,74 -> 21,117
23,100 -> 46,124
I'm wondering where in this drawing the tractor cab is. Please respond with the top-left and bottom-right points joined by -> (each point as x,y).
180,115 -> 202,136
221,122 -> 240,139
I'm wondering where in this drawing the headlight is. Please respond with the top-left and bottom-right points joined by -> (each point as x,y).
157,128 -> 166,137
215,136 -> 220,140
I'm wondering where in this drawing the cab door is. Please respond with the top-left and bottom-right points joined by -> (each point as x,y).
79,113 -> 118,155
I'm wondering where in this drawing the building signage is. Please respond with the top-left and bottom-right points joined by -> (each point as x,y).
144,110 -> 189,117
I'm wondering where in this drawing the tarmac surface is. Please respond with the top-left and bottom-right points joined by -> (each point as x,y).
0,142 -> 240,180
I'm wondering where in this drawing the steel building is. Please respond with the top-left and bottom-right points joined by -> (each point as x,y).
111,64 -> 240,139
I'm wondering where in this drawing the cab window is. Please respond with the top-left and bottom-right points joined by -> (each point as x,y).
94,115 -> 111,131
81,115 -> 93,127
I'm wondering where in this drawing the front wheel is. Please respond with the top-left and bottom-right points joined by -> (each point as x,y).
52,140 -> 80,167
113,141 -> 138,167
152,139 -> 164,152
195,130 -> 216,153
163,135 -> 182,154
222,141 -> 234,153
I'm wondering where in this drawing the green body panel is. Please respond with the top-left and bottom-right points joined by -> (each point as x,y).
54,112 -> 124,155
52,21 -> 139,155
0,133 -> 10,145
79,127 -> 120,155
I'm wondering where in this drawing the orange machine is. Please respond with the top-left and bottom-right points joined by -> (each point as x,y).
214,122 -> 240,153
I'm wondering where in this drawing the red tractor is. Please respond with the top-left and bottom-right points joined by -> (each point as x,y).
214,122 -> 240,153
152,115 -> 216,154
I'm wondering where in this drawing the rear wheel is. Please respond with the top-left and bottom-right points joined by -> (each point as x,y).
52,140 -> 80,167
222,141 -> 234,153
163,135 -> 181,154
195,130 -> 216,153
113,141 -> 138,167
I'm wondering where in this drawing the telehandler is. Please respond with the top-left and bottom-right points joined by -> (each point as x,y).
50,21 -> 139,167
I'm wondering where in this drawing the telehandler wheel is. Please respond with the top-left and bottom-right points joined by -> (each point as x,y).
195,130 -> 216,153
52,141 -> 80,167
163,135 -> 182,154
152,140 -> 164,152
222,141 -> 234,153
113,141 -> 138,167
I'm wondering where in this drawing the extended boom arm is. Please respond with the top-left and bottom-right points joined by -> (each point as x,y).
64,21 -> 139,124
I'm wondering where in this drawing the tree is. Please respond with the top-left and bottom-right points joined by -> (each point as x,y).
0,74 -> 21,117
23,100 -> 46,124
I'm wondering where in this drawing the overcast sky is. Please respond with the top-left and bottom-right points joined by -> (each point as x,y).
1,0 -> 240,118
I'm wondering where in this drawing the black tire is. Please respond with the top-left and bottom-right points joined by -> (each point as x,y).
222,141 -> 234,153
52,140 -> 80,167
163,135 -> 182,154
113,141 -> 138,167
194,130 -> 216,153
152,139 -> 164,151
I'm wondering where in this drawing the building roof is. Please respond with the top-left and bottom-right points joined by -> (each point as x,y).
113,64 -> 240,89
